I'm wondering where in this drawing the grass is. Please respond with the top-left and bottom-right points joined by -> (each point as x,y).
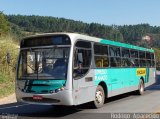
0,35 -> 19,98
0,73 -> 15,98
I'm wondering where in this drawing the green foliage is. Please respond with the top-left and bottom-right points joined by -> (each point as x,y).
7,15 -> 124,42
0,72 -> 14,98
0,35 -> 19,97
6,15 -> 160,48
6,15 -> 160,44
9,23 -> 26,40
0,12 -> 10,36
118,24 -> 150,44
0,35 -> 19,74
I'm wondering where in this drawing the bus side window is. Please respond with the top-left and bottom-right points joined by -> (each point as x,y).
94,43 -> 109,68
151,53 -> 155,67
130,50 -> 139,67
139,51 -> 146,67
110,57 -> 121,67
73,41 -> 92,79
121,48 -> 129,67
109,46 -> 121,67
95,56 -> 109,67
146,52 -> 151,67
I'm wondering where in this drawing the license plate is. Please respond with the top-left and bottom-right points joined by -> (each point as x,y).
33,95 -> 43,100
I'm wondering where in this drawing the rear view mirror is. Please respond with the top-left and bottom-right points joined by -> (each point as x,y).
6,51 -> 11,64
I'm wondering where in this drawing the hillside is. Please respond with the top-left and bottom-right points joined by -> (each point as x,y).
7,15 -> 124,41
6,15 -> 160,49
5,14 -> 160,66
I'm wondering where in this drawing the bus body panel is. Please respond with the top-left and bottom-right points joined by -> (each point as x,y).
94,68 -> 156,98
16,86 -> 74,105
145,68 -> 156,87
72,69 -> 96,105
72,67 -> 156,105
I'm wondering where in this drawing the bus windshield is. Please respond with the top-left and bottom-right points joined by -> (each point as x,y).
18,47 -> 70,80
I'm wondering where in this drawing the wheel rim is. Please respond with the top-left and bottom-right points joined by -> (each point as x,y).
95,90 -> 103,104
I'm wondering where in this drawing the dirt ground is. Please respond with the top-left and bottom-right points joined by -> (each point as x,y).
0,93 -> 16,105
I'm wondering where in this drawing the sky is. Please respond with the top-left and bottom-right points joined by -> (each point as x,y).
0,0 -> 160,26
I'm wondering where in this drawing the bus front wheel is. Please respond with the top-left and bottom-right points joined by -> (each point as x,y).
137,79 -> 144,95
93,85 -> 105,108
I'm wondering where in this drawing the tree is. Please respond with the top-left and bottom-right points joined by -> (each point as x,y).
0,12 -> 10,36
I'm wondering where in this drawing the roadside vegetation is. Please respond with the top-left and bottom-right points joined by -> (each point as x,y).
0,12 -> 19,98
0,35 -> 19,98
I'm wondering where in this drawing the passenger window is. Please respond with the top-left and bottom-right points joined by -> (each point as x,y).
146,60 -> 151,67
151,53 -> 154,60
140,59 -> 146,67
109,47 -> 120,57
110,57 -> 121,67
94,43 -> 109,68
139,51 -> 146,67
146,53 -> 151,59
122,48 -> 130,58
130,50 -> 139,67
121,48 -> 131,67
146,52 -> 151,67
130,50 -> 138,58
109,46 -> 121,67
73,41 -> 92,79
152,60 -> 155,67
139,52 -> 145,59
94,44 -> 108,55
122,58 -> 131,67
95,56 -> 109,67
151,53 -> 155,67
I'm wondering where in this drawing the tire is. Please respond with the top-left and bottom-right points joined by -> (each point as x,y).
137,79 -> 145,95
93,85 -> 105,108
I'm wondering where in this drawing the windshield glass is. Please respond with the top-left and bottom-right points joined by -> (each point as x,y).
18,47 -> 70,80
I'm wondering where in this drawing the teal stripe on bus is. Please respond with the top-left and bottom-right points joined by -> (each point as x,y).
94,68 -> 144,91
100,39 -> 154,53
26,80 -> 66,93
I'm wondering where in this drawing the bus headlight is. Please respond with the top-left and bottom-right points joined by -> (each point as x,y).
50,87 -> 65,93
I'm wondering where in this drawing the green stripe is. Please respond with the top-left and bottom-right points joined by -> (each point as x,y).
95,68 -> 141,91
25,79 -> 66,93
100,39 -> 154,53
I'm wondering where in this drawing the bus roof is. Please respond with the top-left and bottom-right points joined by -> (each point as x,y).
21,32 -> 154,53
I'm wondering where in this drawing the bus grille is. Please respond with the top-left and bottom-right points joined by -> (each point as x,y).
22,97 -> 60,103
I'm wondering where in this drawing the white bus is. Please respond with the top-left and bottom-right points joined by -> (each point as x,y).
16,33 -> 156,108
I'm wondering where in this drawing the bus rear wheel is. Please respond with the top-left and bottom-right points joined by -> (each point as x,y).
93,85 -> 105,108
137,79 -> 144,95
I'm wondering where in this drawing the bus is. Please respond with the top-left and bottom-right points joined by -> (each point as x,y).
16,33 -> 156,108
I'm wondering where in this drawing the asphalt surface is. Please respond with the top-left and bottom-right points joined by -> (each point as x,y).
0,76 -> 160,119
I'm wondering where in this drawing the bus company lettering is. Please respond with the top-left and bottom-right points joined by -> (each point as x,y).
136,68 -> 146,76
95,69 -> 107,81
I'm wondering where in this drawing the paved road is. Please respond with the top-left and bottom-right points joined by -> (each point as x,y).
0,77 -> 160,119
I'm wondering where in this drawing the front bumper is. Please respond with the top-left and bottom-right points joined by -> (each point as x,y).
16,88 -> 73,106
